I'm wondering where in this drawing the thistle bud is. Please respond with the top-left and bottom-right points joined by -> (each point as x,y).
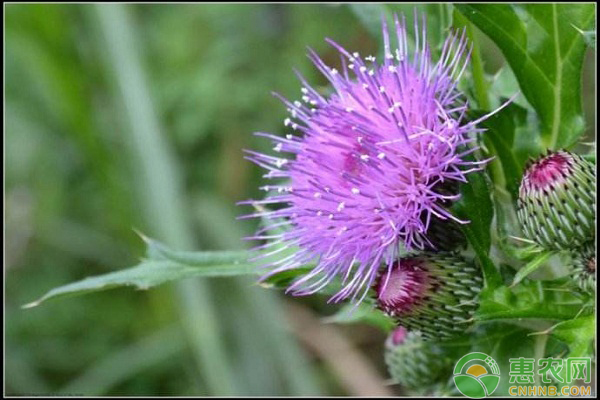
374,253 -> 483,340
384,326 -> 450,394
517,150 -> 596,250
570,242 -> 596,294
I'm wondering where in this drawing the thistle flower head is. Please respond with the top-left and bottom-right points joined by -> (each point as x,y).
517,150 -> 596,250
242,13 -> 505,304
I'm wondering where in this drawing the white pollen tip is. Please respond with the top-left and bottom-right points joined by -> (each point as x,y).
377,152 -> 386,159
351,188 -> 360,194
337,202 -> 345,211
360,154 -> 369,161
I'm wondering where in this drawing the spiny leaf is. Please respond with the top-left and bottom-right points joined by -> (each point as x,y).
23,256 -> 256,309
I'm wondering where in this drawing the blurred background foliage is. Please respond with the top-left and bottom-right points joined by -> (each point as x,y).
5,3 -> 595,396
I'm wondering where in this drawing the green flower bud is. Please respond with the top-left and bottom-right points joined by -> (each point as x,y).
374,252 -> 483,340
384,326 -> 451,394
570,242 -> 596,294
517,150 -> 596,250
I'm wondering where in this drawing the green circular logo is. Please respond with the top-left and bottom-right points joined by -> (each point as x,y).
453,352 -> 501,398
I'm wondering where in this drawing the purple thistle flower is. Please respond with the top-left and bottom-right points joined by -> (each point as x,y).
241,13 -> 509,304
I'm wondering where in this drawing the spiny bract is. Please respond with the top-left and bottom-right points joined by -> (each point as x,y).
373,252 -> 482,340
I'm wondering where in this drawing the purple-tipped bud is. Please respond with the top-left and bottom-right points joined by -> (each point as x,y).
517,150 -> 596,250
374,253 -> 482,340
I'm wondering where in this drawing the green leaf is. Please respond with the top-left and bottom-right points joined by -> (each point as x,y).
510,250 -> 554,287
322,301 -> 396,333
476,281 -> 582,323
23,252 -> 256,309
549,314 -> 595,357
452,166 -> 501,288
23,233 -> 320,308
456,4 -> 595,149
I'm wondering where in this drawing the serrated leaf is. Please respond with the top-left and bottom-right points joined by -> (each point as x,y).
23,254 -> 256,309
456,4 -> 595,149
24,233 -> 324,308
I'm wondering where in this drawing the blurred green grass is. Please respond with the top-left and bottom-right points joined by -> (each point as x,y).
5,3 -> 595,396
5,4 -> 381,396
